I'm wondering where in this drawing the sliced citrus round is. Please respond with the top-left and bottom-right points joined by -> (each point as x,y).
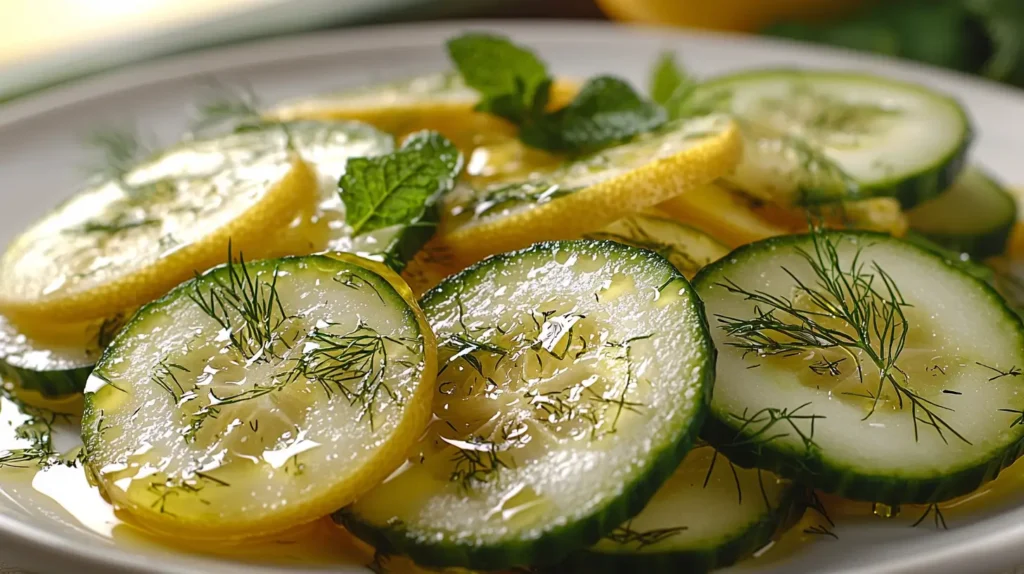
0,125 -> 322,322
655,182 -> 793,247
268,72 -> 579,151
584,214 -> 729,278
436,115 -> 741,265
81,253 -> 436,539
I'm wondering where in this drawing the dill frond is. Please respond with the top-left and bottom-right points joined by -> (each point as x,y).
715,232 -> 967,445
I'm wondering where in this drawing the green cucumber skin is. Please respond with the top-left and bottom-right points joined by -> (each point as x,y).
702,412 -> 1024,506
554,485 -> 808,574
908,170 -> 1017,259
694,230 -> 1024,505
916,220 -> 1014,260
865,133 -> 969,209
0,361 -> 91,397
695,69 -> 972,208
796,131 -> 969,208
335,240 -> 716,570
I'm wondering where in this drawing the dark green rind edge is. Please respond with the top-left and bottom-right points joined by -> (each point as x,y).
554,483 -> 809,574
335,239 -> 716,570
81,254 -> 412,455
692,68 -> 973,208
907,169 -> 1018,259
693,229 -> 1024,505
0,361 -> 91,398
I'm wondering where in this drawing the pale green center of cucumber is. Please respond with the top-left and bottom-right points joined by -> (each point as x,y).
701,234 -> 1024,475
350,242 -> 710,547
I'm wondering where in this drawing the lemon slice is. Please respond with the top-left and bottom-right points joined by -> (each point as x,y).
81,253 -> 436,539
0,125 -> 325,323
585,214 -> 729,278
436,115 -> 741,265
268,72 -> 579,151
656,182 -> 792,247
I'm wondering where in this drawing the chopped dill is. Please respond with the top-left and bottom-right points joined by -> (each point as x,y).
911,503 -> 948,530
605,522 -> 688,549
726,402 -> 825,454
803,491 -> 838,539
976,362 -> 1022,381
447,436 -> 509,490
291,320 -> 418,431
187,245 -> 292,362
715,231 -> 967,445
84,126 -> 154,181
0,385 -> 76,470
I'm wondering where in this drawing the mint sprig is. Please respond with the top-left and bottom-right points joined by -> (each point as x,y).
339,131 -> 463,269
446,33 -> 665,153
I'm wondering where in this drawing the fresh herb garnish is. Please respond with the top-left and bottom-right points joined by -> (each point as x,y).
187,246 -> 292,362
911,503 -> 949,530
716,232 -> 967,444
447,33 -> 665,153
606,522 -> 688,549
649,52 -> 701,119
0,385 -> 76,469
446,436 -> 509,490
84,127 -> 154,181
339,130 -> 462,238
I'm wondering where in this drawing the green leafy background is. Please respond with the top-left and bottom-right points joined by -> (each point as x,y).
764,0 -> 1024,86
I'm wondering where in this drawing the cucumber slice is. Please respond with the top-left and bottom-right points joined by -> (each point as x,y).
689,70 -> 971,206
82,254 -> 435,538
907,167 -> 1017,258
0,123 -> 325,322
338,240 -> 714,569
0,313 -> 125,397
693,230 -> 1024,504
560,446 -> 805,573
585,214 -> 729,278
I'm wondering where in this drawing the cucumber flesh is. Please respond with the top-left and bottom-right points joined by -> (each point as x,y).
585,214 -> 729,279
82,254 -> 433,538
907,167 -> 1017,258
0,314 -> 124,398
560,446 -> 805,574
690,70 -> 971,206
338,240 -> 714,570
694,231 -> 1024,504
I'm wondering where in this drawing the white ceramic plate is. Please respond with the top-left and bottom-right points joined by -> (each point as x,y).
1,20 -> 1024,574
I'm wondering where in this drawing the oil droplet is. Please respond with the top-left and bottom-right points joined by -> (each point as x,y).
872,502 -> 900,518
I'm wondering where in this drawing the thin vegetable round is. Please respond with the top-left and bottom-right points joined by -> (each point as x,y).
906,167 -> 1017,258
694,230 -> 1024,504
688,69 -> 971,207
0,313 -> 124,398
81,253 -> 436,539
338,240 -> 714,570
560,445 -> 806,574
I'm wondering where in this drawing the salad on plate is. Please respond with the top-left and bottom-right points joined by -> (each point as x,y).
1,31 -> 1023,573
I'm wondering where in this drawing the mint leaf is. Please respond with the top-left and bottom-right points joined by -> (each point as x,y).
520,76 -> 667,152
447,33 -> 549,124
650,52 -> 697,107
340,131 -> 463,236
648,52 -> 702,121
447,33 -> 665,153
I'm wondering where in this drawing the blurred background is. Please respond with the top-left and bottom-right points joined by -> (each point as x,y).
3,0 -> 1021,102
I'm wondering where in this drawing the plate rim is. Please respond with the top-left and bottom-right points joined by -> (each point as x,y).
2,18 -> 1024,574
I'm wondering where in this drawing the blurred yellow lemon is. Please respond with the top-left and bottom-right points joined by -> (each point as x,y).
597,0 -> 865,32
